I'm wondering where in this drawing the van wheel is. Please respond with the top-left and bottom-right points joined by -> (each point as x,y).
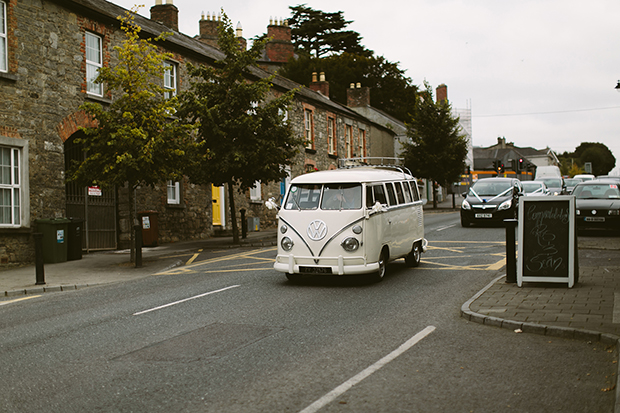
405,243 -> 421,267
369,248 -> 389,283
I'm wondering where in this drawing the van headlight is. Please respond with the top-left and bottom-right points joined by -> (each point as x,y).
498,199 -> 512,211
461,200 -> 471,210
341,237 -> 360,252
281,236 -> 294,251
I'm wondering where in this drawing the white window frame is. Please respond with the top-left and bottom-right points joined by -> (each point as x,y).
358,128 -> 366,158
345,124 -> 353,158
327,116 -> 336,155
0,136 -> 29,228
304,109 -> 314,149
163,61 -> 177,99
250,181 -> 262,202
0,1 -> 7,73
85,32 -> 103,96
167,180 -> 180,205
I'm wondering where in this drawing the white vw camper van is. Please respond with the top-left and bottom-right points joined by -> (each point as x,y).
267,160 -> 427,282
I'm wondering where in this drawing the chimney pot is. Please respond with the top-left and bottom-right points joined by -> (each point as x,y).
319,72 -> 325,82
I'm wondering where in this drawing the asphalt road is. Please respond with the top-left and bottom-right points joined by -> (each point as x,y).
0,211 -> 615,412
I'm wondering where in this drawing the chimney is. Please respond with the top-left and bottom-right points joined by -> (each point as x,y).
236,21 -> 247,51
265,18 -> 294,63
436,83 -> 448,103
150,0 -> 179,32
198,11 -> 221,48
347,82 -> 370,107
309,72 -> 330,97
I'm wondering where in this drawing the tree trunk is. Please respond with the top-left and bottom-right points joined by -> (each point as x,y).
227,181 -> 239,244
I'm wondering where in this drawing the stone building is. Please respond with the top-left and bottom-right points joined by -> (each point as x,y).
0,0 -> 397,266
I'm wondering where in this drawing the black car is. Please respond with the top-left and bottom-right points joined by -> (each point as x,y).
573,179 -> 620,232
460,178 -> 523,227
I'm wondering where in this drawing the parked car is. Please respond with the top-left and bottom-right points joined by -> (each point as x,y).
572,179 -> 620,232
522,181 -> 550,196
563,178 -> 582,194
537,177 -> 565,195
460,177 -> 523,227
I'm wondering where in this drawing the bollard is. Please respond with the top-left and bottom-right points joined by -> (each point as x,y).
240,208 -> 247,239
134,224 -> 142,268
504,219 -> 518,283
34,232 -> 45,285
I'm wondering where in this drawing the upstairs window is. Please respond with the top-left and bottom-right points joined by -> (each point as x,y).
85,32 -> 103,96
250,181 -> 262,202
344,125 -> 353,158
327,115 -> 336,155
304,108 -> 314,149
358,128 -> 366,158
163,61 -> 177,99
0,1 -> 6,72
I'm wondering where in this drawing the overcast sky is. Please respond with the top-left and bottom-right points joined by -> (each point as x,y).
113,0 -> 620,175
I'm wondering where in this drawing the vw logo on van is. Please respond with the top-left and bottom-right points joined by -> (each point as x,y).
307,220 -> 328,241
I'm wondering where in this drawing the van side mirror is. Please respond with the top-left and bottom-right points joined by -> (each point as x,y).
265,197 -> 280,211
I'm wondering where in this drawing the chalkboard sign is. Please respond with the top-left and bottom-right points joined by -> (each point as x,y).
517,196 -> 577,287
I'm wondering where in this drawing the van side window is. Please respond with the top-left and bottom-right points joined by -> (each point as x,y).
409,180 -> 420,201
394,182 -> 405,204
385,183 -> 397,206
365,185 -> 374,208
373,185 -> 387,205
402,181 -> 412,203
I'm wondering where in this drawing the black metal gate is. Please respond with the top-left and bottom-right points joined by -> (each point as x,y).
64,133 -> 117,251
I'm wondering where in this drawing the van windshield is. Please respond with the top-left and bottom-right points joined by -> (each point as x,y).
284,183 -> 362,210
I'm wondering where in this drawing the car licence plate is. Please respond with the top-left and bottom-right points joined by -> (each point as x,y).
299,266 -> 333,274
475,213 -> 493,219
585,217 -> 605,222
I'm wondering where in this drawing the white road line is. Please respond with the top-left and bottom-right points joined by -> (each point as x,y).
298,325 -> 436,413
133,285 -> 240,316
436,224 -> 456,231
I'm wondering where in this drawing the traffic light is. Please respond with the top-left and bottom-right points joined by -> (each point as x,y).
518,158 -> 524,171
498,162 -> 504,173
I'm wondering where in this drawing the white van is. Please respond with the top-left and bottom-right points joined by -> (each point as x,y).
534,165 -> 562,180
267,161 -> 427,282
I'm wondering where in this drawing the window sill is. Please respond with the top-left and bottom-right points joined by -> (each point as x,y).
328,154 -> 338,159
0,72 -> 17,82
166,203 -> 185,209
305,148 -> 317,154
85,94 -> 112,105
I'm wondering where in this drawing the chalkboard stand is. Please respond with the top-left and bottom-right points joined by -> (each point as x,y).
517,196 -> 577,288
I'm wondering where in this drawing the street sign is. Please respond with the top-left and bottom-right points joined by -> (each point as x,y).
517,196 -> 578,287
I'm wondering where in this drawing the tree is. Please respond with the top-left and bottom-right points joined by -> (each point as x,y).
68,9 -> 196,258
288,4 -> 369,58
179,12 -> 304,244
280,52 -> 417,122
401,82 -> 468,208
573,142 -> 616,176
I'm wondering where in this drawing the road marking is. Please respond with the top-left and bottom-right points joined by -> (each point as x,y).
486,258 -> 506,271
133,285 -> 240,316
0,295 -> 41,306
436,224 -> 457,231
298,326 -> 436,413
157,247 -> 277,275
186,249 -> 203,265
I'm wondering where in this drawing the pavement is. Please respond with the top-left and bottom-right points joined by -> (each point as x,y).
2,198 -> 619,350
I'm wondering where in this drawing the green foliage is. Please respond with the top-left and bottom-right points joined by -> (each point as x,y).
559,142 -> 616,176
288,4 -> 369,58
280,53 -> 416,122
402,82 -> 468,204
69,9 -> 196,191
179,12 -> 302,191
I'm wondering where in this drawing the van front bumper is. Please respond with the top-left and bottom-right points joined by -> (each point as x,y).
274,254 -> 380,275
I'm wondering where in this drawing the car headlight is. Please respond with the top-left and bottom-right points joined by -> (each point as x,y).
609,210 -> 620,216
576,210 -> 581,216
281,236 -> 294,251
498,199 -> 512,211
341,237 -> 360,252
461,199 -> 471,210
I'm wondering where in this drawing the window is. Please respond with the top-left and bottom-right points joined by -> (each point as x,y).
0,146 -> 20,226
85,32 -> 103,96
0,1 -> 6,73
304,109 -> 314,149
394,182 -> 405,204
327,115 -> 336,155
385,183 -> 397,206
250,181 -> 261,202
163,61 -> 177,99
358,128 -> 366,158
167,180 -> 180,205
344,125 -> 353,158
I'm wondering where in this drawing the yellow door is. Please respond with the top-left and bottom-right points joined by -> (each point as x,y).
212,185 -> 222,226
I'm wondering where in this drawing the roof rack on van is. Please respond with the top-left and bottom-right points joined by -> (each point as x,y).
338,157 -> 414,178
